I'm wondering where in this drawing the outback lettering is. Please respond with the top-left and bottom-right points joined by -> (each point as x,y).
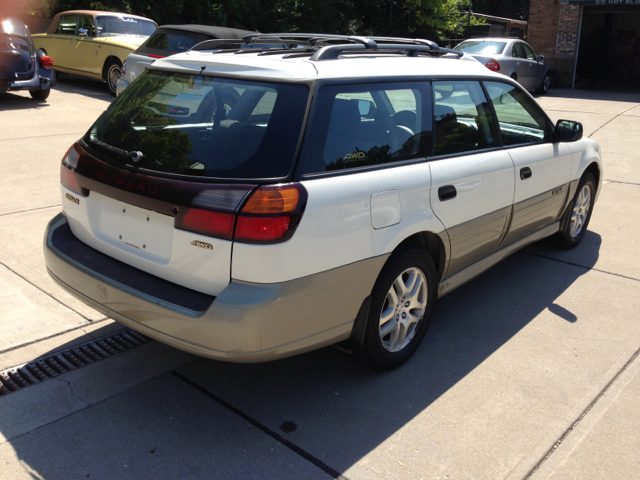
96,172 -> 157,194
65,193 -> 79,204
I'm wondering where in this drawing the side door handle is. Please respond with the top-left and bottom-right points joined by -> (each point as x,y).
438,185 -> 457,201
520,167 -> 532,180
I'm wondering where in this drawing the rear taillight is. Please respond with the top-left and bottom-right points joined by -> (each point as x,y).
39,55 -> 53,69
485,59 -> 500,72
175,184 -> 307,244
60,144 -> 86,196
148,54 -> 165,59
175,209 -> 235,240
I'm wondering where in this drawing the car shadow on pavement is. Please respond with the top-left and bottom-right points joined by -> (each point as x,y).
0,91 -> 51,111
535,88 -> 640,103
0,236 -> 601,478
55,74 -> 114,101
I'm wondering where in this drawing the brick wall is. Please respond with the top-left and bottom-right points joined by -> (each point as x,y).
528,0 -> 582,86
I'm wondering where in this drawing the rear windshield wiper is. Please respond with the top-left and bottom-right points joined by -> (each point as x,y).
90,138 -> 144,163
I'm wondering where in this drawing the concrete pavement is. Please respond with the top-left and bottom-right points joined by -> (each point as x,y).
0,79 -> 639,479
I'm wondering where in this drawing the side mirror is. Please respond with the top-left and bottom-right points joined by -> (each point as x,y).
554,119 -> 583,142
536,55 -> 545,63
78,28 -> 88,36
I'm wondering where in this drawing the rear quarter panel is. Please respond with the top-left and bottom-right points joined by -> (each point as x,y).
232,163 -> 446,284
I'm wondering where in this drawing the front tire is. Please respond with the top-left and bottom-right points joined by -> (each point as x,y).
554,172 -> 596,248
536,72 -> 551,94
30,88 -> 50,101
362,248 -> 437,370
104,60 -> 121,96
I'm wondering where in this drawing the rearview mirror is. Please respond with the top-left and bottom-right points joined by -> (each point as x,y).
357,99 -> 376,119
536,55 -> 545,63
554,119 -> 583,142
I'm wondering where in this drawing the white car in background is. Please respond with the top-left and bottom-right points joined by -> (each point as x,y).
45,34 -> 601,370
116,24 -> 256,96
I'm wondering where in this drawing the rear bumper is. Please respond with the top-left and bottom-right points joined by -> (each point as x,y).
44,213 -> 387,362
0,73 -> 52,92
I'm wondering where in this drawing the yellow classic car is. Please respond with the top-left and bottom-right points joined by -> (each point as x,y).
32,10 -> 157,95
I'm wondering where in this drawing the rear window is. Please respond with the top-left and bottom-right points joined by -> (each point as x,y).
137,30 -> 205,56
1,18 -> 28,37
454,41 -> 506,55
85,71 -> 309,180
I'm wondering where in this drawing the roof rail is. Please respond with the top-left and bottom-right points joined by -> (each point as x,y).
189,33 -> 464,60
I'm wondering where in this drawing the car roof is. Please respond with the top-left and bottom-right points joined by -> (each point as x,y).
458,37 -> 524,44
155,25 -> 256,39
151,48 -> 502,82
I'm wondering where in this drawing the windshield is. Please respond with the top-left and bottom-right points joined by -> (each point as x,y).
1,18 -> 28,38
96,16 -> 156,37
454,40 -> 507,55
85,71 -> 309,180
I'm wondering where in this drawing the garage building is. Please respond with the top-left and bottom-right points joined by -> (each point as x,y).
528,0 -> 640,88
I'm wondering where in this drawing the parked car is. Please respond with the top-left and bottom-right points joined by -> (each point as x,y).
0,17 -> 55,100
454,37 -> 552,94
32,10 -> 157,95
116,25 -> 256,96
44,34 -> 602,370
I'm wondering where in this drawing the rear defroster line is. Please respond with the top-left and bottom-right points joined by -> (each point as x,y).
0,328 -> 151,397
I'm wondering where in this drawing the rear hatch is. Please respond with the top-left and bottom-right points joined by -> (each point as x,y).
0,18 -> 34,81
62,68 -> 309,296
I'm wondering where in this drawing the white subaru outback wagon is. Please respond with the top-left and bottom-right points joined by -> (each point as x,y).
44,34 -> 602,370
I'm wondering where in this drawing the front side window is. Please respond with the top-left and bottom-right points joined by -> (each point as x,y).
433,81 -> 497,156
512,43 -> 527,59
301,82 -> 432,174
522,43 -> 536,60
55,15 -> 78,35
484,81 -> 547,145
85,71 -> 309,179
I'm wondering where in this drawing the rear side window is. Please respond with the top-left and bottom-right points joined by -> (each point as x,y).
55,15 -> 78,35
137,31 -> 205,56
1,18 -> 28,37
85,71 -> 309,180
512,43 -> 527,59
433,81 -> 497,156
484,81 -> 547,145
301,82 -> 432,174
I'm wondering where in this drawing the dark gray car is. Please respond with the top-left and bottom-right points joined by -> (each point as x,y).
454,37 -> 552,94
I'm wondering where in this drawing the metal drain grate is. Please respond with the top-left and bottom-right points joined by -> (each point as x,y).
0,328 -> 150,397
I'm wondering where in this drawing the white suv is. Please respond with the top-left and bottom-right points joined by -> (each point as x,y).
44,34 -> 602,370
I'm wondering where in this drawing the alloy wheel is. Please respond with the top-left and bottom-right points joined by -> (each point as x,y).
570,183 -> 591,238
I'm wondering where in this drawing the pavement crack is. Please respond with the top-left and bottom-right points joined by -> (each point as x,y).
0,204 -> 61,217
0,260 -> 95,322
524,344 -> 640,478
0,318 -> 110,356
588,103 -> 640,137
57,378 -> 86,405
522,251 -> 640,283
3,132 -> 85,142
605,179 -> 640,186
172,370 -> 350,480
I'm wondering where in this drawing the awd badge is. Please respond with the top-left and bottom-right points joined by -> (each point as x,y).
191,240 -> 213,250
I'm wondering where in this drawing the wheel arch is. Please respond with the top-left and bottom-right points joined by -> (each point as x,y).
584,161 -> 601,195
389,230 -> 448,283
102,55 -> 123,80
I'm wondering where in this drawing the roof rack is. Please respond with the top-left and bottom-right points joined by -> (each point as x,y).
242,33 -> 464,60
188,33 -> 464,60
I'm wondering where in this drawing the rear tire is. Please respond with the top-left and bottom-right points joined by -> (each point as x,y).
361,248 -> 437,370
30,88 -> 50,101
554,172 -> 596,248
104,60 -> 121,96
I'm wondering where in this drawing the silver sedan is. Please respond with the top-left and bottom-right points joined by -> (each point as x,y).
454,38 -> 552,94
